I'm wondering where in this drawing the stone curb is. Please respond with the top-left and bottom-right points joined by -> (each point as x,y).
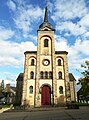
3,107 -> 67,112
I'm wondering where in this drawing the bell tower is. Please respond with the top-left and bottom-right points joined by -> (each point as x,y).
35,1 -> 57,106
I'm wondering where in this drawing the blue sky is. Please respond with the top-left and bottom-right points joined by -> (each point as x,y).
0,0 -> 89,91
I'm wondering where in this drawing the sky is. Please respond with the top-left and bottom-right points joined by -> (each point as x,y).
0,0 -> 89,91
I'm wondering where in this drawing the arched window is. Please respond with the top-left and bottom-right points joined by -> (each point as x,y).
58,59 -> 61,66
30,71 -> 34,79
31,59 -> 35,65
59,86 -> 63,94
58,71 -> 62,79
29,86 -> 33,94
44,39 -> 48,47
45,71 -> 48,79
49,71 -> 53,79
40,71 -> 44,79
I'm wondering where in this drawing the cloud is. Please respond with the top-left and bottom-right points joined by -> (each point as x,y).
7,0 -> 16,11
0,26 -> 14,40
0,28 -> 37,85
0,71 -> 17,86
56,21 -> 86,36
52,0 -> 88,21
84,32 -> 89,37
55,35 -> 69,51
72,39 -> 89,56
6,0 -> 44,38
13,4 -> 43,37
0,26 -> 37,67
79,14 -> 89,27
55,36 -> 89,70
51,0 -> 89,37
0,40 -> 37,66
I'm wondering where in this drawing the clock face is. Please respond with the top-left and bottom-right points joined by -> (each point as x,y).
43,59 -> 50,66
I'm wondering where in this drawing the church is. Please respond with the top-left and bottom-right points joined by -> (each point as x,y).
21,4 -> 76,107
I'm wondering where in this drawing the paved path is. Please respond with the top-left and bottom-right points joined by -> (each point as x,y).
0,107 -> 89,120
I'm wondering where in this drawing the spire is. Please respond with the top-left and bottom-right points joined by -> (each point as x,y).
44,0 -> 48,22
38,0 -> 55,31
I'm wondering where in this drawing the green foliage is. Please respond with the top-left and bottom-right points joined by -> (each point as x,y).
78,61 -> 89,97
1,105 -> 10,108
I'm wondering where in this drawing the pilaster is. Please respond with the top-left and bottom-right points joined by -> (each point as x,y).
52,35 -> 57,105
64,55 -> 71,102
35,33 -> 41,107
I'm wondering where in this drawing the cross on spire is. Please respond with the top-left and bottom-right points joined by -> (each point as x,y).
46,0 -> 48,7
44,0 -> 48,22
39,0 -> 55,31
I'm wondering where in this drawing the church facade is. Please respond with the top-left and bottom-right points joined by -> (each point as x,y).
22,6 -> 76,107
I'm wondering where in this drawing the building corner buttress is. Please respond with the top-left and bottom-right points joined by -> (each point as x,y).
22,54 -> 28,105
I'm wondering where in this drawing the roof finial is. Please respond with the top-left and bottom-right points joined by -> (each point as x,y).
44,0 -> 48,22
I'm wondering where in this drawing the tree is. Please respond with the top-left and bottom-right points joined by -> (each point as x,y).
77,61 -> 89,98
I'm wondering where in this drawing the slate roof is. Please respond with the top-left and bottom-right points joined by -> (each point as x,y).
69,73 -> 76,81
16,73 -> 23,81
55,51 -> 68,54
24,51 -> 37,54
38,6 -> 55,31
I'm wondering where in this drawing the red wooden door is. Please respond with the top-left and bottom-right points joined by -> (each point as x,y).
41,86 -> 51,105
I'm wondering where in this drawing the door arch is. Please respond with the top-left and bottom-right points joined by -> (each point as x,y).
41,85 -> 51,105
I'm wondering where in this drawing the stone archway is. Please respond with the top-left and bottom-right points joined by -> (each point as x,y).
41,85 -> 51,106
